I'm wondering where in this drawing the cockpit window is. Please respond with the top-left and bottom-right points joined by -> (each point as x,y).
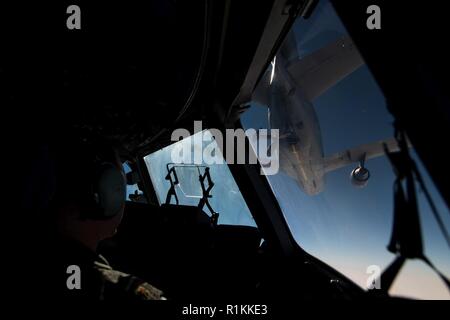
241,0 -> 450,299
123,162 -> 146,203
143,130 -> 256,227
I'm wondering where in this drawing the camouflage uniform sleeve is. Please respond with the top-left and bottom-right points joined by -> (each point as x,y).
94,255 -> 166,300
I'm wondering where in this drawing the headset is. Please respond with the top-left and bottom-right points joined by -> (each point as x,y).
52,139 -> 127,220
86,161 -> 127,220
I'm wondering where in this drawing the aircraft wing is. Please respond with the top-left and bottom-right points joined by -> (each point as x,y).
286,36 -> 364,101
323,137 -> 401,173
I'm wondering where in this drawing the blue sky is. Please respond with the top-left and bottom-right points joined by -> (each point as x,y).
241,0 -> 450,299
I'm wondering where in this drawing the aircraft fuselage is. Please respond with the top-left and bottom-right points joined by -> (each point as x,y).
269,54 -> 325,195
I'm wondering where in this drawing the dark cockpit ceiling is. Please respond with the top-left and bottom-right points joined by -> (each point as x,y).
58,0 -> 296,157
62,0 -> 202,154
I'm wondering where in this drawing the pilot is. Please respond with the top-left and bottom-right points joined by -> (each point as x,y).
46,137 -> 165,300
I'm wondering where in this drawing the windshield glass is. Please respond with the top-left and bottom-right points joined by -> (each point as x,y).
123,162 -> 146,203
143,130 -> 257,227
242,0 -> 450,299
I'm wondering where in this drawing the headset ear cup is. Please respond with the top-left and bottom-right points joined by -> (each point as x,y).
96,163 -> 127,218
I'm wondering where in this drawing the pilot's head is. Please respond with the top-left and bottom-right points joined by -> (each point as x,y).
50,137 -> 127,251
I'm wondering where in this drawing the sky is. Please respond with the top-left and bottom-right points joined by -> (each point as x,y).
241,0 -> 450,299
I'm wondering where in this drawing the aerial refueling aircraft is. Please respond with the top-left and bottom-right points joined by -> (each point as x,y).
253,30 -> 404,195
